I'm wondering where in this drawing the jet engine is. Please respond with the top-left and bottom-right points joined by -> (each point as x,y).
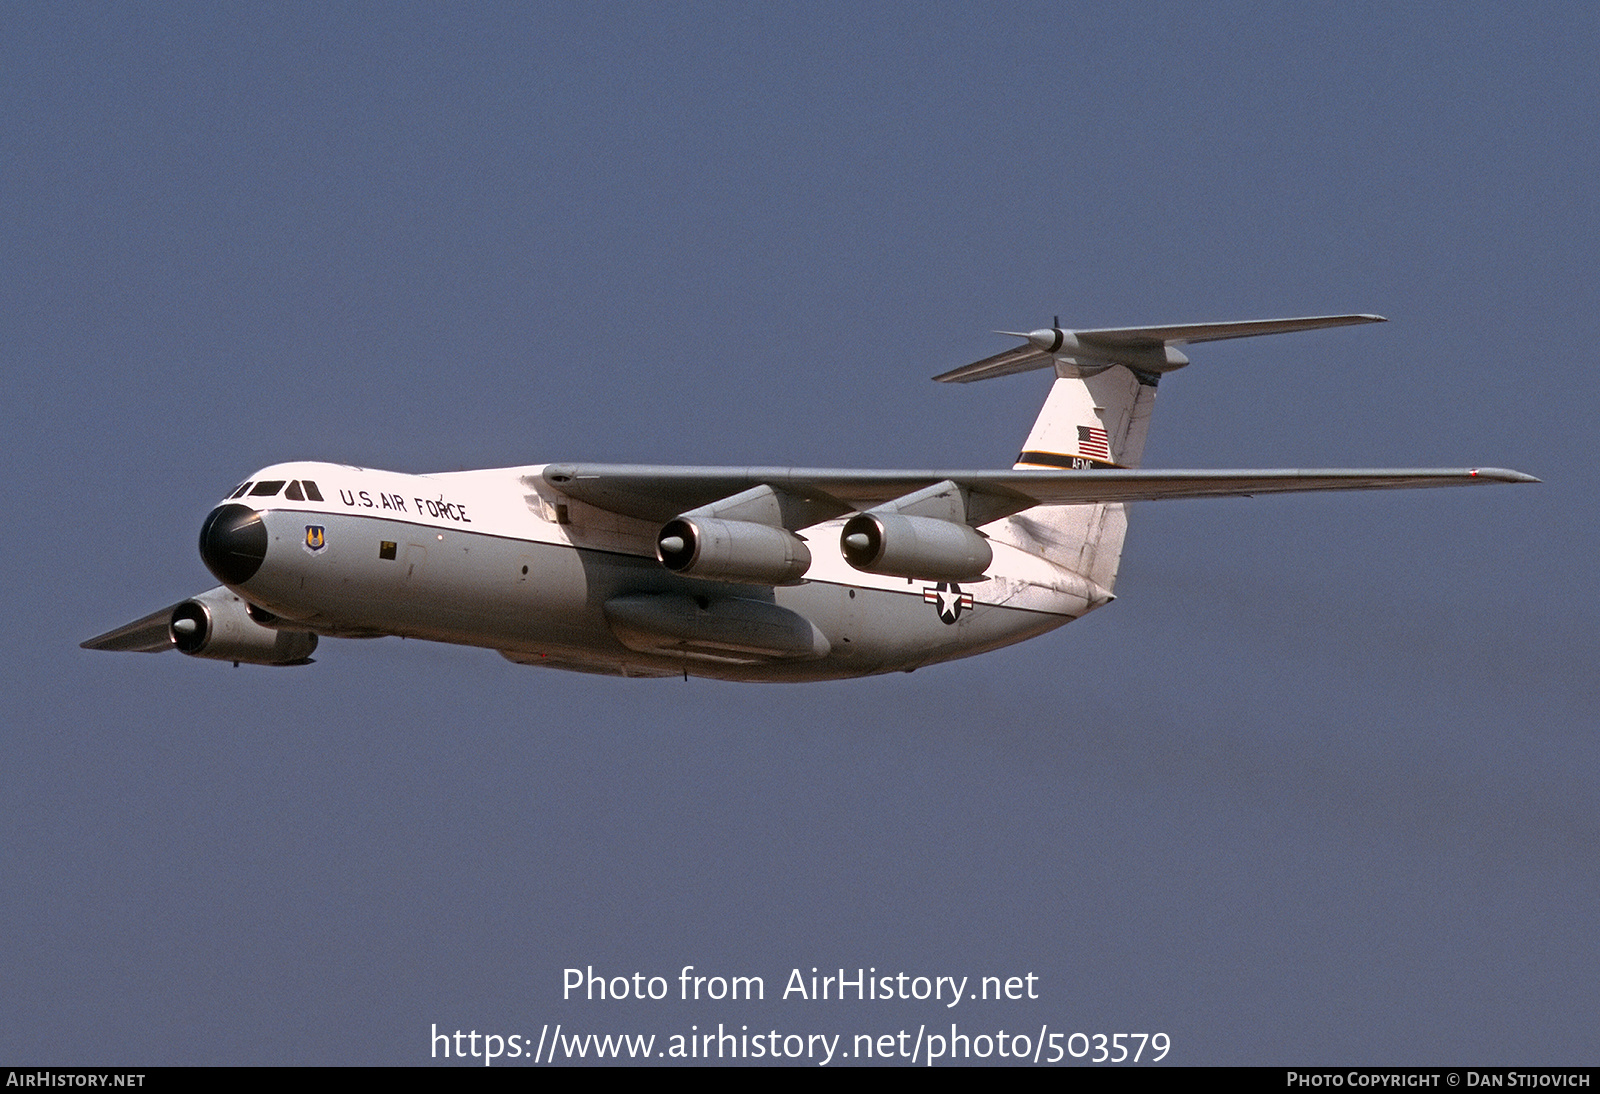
656,517 -> 811,585
169,587 -> 317,666
839,513 -> 992,581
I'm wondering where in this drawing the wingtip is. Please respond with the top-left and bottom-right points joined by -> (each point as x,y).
1471,467 -> 1541,484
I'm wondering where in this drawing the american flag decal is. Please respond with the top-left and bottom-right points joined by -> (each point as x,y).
1077,425 -> 1111,461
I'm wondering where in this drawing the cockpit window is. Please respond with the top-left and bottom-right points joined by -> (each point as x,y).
249,480 -> 286,497
302,480 -> 324,502
285,481 -> 304,501
229,482 -> 252,499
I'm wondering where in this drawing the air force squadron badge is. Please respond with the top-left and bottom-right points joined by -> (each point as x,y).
304,525 -> 326,554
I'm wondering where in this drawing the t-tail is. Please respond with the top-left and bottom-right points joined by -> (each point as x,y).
934,314 -> 1388,596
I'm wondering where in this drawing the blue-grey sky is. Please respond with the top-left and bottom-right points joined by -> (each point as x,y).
4,1 -> 1593,1065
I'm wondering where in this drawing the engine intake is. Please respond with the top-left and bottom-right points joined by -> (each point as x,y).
656,517 -> 811,586
840,513 -> 992,581
170,587 -> 317,666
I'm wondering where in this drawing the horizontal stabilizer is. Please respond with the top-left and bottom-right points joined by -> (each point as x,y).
935,314 -> 1385,383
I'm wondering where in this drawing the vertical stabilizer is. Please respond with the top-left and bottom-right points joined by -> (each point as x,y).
934,315 -> 1386,595
1014,365 -> 1156,471
997,364 -> 1157,593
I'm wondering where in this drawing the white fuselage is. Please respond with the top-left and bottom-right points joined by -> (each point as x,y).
223,461 -> 1102,681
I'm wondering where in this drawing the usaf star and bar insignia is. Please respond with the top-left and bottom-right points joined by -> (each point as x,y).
923,581 -> 974,625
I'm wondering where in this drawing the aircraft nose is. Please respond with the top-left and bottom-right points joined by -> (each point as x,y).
199,504 -> 268,585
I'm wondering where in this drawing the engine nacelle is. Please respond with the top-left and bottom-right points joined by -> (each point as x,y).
169,587 -> 317,666
656,517 -> 811,586
840,513 -> 992,581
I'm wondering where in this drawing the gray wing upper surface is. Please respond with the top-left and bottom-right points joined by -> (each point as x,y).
541,464 -> 1536,526
80,603 -> 178,652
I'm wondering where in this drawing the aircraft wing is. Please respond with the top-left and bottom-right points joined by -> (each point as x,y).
81,602 -> 180,652
541,464 -> 1537,526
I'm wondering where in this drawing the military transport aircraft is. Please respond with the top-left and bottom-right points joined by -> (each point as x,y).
83,315 -> 1535,681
